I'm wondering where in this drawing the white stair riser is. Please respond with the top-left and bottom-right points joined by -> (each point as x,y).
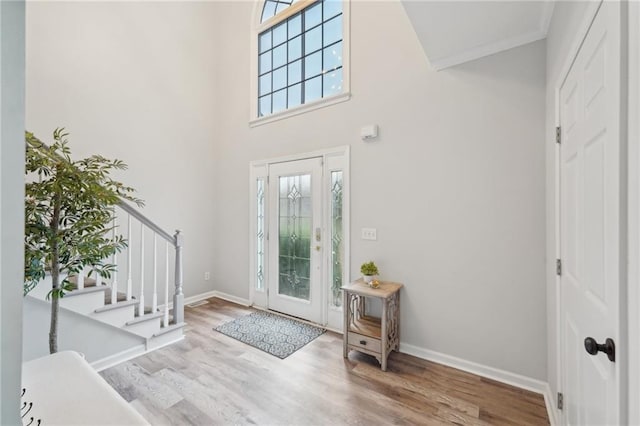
90,305 -> 136,328
60,291 -> 106,315
125,317 -> 163,338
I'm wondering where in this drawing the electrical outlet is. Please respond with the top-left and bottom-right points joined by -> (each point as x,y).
361,228 -> 377,240
204,272 -> 211,281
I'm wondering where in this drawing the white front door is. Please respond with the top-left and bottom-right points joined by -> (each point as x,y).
267,158 -> 323,323
559,2 -> 622,424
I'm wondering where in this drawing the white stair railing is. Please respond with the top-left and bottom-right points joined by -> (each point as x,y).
108,201 -> 184,327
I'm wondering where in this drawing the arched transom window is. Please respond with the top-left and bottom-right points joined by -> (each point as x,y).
261,0 -> 301,23
253,0 -> 348,122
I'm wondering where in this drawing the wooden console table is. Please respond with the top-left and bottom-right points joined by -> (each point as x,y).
342,279 -> 403,371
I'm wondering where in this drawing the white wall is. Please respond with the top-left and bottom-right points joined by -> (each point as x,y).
0,1 -> 25,424
26,1 -> 219,299
544,0 -> 592,409
213,0 -> 547,380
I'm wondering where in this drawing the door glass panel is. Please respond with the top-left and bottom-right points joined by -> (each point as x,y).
330,171 -> 343,307
256,178 -> 266,291
278,174 -> 312,300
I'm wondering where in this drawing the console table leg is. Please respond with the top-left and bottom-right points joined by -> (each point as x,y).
395,292 -> 401,352
343,290 -> 349,358
381,296 -> 388,371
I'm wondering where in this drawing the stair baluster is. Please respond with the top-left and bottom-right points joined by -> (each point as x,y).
77,269 -> 84,290
164,241 -> 170,328
111,212 -> 118,304
126,214 -> 133,301
152,234 -> 158,313
173,230 -> 184,325
138,222 -> 145,317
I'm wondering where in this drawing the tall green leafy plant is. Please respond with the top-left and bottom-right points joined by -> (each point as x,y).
24,129 -> 143,354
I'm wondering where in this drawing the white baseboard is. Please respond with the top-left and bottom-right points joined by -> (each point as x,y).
91,344 -> 146,372
147,333 -> 185,352
91,333 -> 186,372
399,343 -> 556,422
211,291 -> 251,306
183,291 -> 218,306
399,342 -> 548,394
163,290 -> 251,311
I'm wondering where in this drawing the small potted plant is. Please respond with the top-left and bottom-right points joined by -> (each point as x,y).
360,261 -> 379,284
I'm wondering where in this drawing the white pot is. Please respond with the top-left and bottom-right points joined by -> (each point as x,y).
363,275 -> 374,283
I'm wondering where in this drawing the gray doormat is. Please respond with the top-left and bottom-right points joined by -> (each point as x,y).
214,311 -> 325,359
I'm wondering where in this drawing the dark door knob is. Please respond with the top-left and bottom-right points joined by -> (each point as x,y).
584,337 -> 615,362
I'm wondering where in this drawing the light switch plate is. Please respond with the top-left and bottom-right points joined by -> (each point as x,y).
361,228 -> 377,240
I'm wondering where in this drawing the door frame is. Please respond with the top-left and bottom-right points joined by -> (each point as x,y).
553,1 -> 628,424
248,146 -> 350,331
627,1 -> 640,424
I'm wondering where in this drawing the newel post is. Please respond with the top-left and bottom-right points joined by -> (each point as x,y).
173,230 -> 184,325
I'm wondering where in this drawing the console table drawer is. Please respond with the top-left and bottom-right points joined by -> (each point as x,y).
348,332 -> 381,353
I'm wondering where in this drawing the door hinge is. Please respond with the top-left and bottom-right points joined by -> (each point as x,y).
556,126 -> 561,144
557,392 -> 564,410
556,259 -> 562,276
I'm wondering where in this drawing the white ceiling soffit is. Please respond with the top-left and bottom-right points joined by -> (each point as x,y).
401,0 -> 555,71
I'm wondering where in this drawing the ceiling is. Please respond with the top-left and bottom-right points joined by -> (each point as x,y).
401,1 -> 555,71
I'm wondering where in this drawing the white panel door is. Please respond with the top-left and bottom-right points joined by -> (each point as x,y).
559,2 -> 621,425
268,158 -> 323,323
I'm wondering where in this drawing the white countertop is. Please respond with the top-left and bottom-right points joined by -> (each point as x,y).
22,351 -> 149,426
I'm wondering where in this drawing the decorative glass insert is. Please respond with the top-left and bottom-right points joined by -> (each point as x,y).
330,171 -> 343,307
258,0 -> 343,117
278,174 -> 312,300
256,178 -> 266,291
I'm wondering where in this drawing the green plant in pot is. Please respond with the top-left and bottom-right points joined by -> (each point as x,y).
360,261 -> 379,284
24,129 -> 142,354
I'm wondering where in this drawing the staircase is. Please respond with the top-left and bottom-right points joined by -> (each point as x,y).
24,201 -> 186,369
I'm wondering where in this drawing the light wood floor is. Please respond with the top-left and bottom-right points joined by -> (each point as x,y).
100,298 -> 549,425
